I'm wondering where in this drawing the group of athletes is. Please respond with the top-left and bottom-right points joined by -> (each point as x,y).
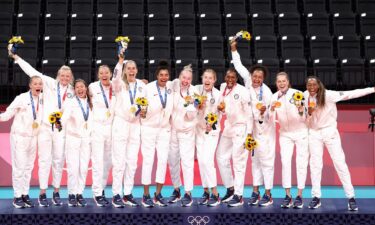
1,40 -> 374,211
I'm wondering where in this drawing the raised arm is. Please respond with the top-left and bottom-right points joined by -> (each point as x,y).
13,55 -> 56,88
329,87 -> 375,103
0,96 -> 22,121
112,56 -> 125,93
230,40 -> 251,85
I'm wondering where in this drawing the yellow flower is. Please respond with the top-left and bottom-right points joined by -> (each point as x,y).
55,111 -> 62,119
206,113 -> 218,125
115,36 -> 130,43
244,134 -> 258,151
49,115 -> 56,124
136,97 -> 148,106
241,31 -> 252,41
293,92 -> 304,101
8,36 -> 24,44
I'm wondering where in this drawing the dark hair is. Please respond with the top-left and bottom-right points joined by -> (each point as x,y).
306,76 -> 326,108
249,64 -> 269,79
226,67 -> 238,78
155,60 -> 171,78
74,79 -> 93,109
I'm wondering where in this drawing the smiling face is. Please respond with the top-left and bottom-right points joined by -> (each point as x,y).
125,61 -> 138,83
276,74 -> 290,92
225,70 -> 237,89
98,66 -> 112,86
179,70 -> 193,88
157,69 -> 170,87
251,69 -> 264,88
57,68 -> 73,86
306,78 -> 319,96
202,70 -> 216,91
74,81 -> 87,98
29,77 -> 43,96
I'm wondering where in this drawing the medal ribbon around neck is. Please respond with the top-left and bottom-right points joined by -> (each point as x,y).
129,81 -> 137,105
76,96 -> 89,122
57,82 -> 68,110
222,84 -> 236,97
99,81 -> 112,109
29,91 -> 39,120
156,82 -> 167,109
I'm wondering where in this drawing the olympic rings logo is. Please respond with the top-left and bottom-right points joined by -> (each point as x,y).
187,216 -> 210,225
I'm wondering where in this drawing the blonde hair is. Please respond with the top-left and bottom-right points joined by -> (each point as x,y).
275,71 -> 291,88
201,68 -> 217,81
29,75 -> 42,84
57,65 -> 74,84
122,60 -> 138,90
179,64 -> 193,78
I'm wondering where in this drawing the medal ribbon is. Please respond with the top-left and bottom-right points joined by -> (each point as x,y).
57,82 -> 68,110
76,96 -> 89,121
99,82 -> 112,109
29,91 -> 38,120
129,82 -> 137,105
156,82 -> 167,109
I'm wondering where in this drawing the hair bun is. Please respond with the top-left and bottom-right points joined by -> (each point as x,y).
158,60 -> 169,67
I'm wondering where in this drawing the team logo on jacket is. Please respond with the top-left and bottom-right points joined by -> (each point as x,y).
210,98 -> 215,104
67,93 -> 73,98
167,89 -> 172,94
234,94 -> 239,100
138,87 -> 143,92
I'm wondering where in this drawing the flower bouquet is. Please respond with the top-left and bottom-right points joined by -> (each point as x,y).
205,113 -> 218,134
291,91 -> 304,116
244,134 -> 258,156
192,93 -> 207,109
49,111 -> 62,132
135,97 -> 148,118
8,36 -> 24,56
115,36 -> 130,58
230,30 -> 251,43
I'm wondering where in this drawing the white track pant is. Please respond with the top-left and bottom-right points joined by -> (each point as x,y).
309,127 -> 355,198
279,129 -> 309,189
216,125 -> 248,196
66,135 -> 91,195
196,129 -> 219,189
168,129 -> 195,192
112,117 -> 140,196
141,126 -> 171,185
10,134 -> 37,197
38,124 -> 65,190
91,122 -> 112,197
251,133 -> 275,190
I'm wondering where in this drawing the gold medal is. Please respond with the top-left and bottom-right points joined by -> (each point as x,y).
106,110 -> 111,118
256,102 -> 263,110
84,122 -> 88,129
32,121 -> 39,129
130,106 -> 137,114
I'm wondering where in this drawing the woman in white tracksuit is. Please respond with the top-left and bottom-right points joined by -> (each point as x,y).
304,76 -> 375,211
141,61 -> 174,207
111,58 -> 146,208
0,76 -> 43,209
269,72 -> 308,209
168,64 -> 198,207
231,41 -> 276,207
195,69 -> 221,207
216,68 -> 253,207
11,54 -> 74,207
89,63 -> 117,207
61,79 -> 93,207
